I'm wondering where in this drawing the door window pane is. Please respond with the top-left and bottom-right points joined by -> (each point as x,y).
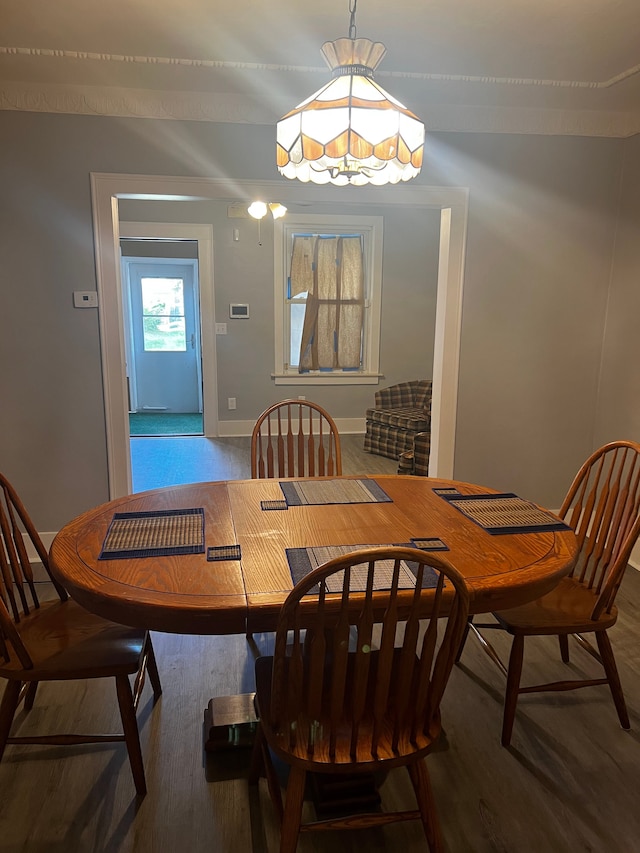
141,278 -> 186,351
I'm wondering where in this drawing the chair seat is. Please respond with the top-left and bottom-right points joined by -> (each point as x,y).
492,576 -> 618,636
0,598 -> 148,680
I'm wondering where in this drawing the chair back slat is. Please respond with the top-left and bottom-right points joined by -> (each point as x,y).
250,400 -> 342,479
305,597 -> 327,724
264,415 -> 273,478
0,492 -> 33,619
349,568 -> 375,758
0,475 -> 64,620
370,559 -> 403,756
316,417 -> 324,476
326,570 -> 351,757
0,472 -> 68,669
268,547 -> 469,767
559,441 -> 640,619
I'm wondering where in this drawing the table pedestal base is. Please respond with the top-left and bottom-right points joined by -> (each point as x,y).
203,693 -> 258,752
203,693 -> 382,816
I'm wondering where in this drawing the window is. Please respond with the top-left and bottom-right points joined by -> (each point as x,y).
274,214 -> 383,385
140,277 -> 187,351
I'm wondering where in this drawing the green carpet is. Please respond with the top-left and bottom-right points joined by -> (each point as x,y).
129,412 -> 204,436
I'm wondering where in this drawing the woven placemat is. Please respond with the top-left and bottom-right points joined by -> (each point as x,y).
99,508 -> 205,559
286,544 -> 439,593
207,545 -> 241,561
441,493 -> 570,535
280,478 -> 392,507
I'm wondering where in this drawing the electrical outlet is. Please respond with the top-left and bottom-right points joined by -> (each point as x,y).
228,397 -> 237,410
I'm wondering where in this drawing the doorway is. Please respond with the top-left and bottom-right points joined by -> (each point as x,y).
92,176 -> 467,498
117,220 -> 218,490
122,256 -> 203,419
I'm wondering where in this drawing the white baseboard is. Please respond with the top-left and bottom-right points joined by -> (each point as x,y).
216,417 -> 366,437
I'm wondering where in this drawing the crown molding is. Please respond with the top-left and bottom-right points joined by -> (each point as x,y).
2,46 -> 640,91
1,80 -> 638,138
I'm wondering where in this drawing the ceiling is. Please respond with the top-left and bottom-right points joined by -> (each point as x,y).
1,0 -> 639,137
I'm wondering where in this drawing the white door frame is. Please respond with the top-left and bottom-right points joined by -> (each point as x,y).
91,173 -> 468,499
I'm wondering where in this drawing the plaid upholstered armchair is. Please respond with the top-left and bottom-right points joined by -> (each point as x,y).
363,380 -> 432,476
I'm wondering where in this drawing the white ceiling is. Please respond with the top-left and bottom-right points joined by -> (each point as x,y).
1,0 -> 639,137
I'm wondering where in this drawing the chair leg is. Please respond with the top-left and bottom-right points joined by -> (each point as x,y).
115,674 -> 147,797
407,758 -> 444,852
254,727 -> 285,825
143,636 -> 162,700
24,682 -> 38,711
280,765 -> 306,853
596,630 -> 630,729
0,680 -> 21,762
248,723 -> 264,785
455,616 -> 473,663
559,635 -> 570,663
502,635 -> 525,747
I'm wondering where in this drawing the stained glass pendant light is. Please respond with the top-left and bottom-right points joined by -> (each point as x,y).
276,0 -> 424,187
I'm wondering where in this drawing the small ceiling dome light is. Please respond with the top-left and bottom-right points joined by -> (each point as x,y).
276,0 -> 424,187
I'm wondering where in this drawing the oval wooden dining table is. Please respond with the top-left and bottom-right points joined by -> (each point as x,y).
49,475 -> 578,636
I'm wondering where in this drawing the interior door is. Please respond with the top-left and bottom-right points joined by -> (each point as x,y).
127,260 -> 201,413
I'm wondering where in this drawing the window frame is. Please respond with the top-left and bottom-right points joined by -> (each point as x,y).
273,213 -> 384,386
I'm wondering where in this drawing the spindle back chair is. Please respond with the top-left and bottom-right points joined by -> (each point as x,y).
0,472 -> 162,796
250,399 -> 342,479
458,440 -> 640,746
250,546 -> 470,852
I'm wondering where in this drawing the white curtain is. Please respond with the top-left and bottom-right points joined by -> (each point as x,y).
290,235 -> 364,372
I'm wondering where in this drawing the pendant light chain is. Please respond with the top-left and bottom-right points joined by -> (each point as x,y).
348,0 -> 358,40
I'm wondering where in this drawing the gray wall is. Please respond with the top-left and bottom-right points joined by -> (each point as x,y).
0,110 -> 631,532
121,239 -> 198,259
434,133 -> 623,502
595,132 -> 640,448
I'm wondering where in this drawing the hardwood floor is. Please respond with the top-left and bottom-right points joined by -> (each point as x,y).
3,440 -> 640,851
130,433 -> 398,492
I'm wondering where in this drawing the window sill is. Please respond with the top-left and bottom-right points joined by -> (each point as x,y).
272,372 -> 383,386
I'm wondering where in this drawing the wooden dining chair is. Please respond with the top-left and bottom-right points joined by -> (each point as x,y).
250,399 -> 342,479
0,472 -> 162,796
249,546 -> 471,852
457,440 -> 640,746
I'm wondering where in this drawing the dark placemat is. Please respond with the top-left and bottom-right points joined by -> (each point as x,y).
280,478 -> 392,507
440,492 -> 570,535
207,545 -> 242,561
99,507 -> 205,559
260,500 -> 288,511
411,537 -> 449,551
286,544 -> 440,593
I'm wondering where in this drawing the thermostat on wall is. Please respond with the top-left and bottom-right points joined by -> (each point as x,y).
229,303 -> 250,319
73,291 -> 99,308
